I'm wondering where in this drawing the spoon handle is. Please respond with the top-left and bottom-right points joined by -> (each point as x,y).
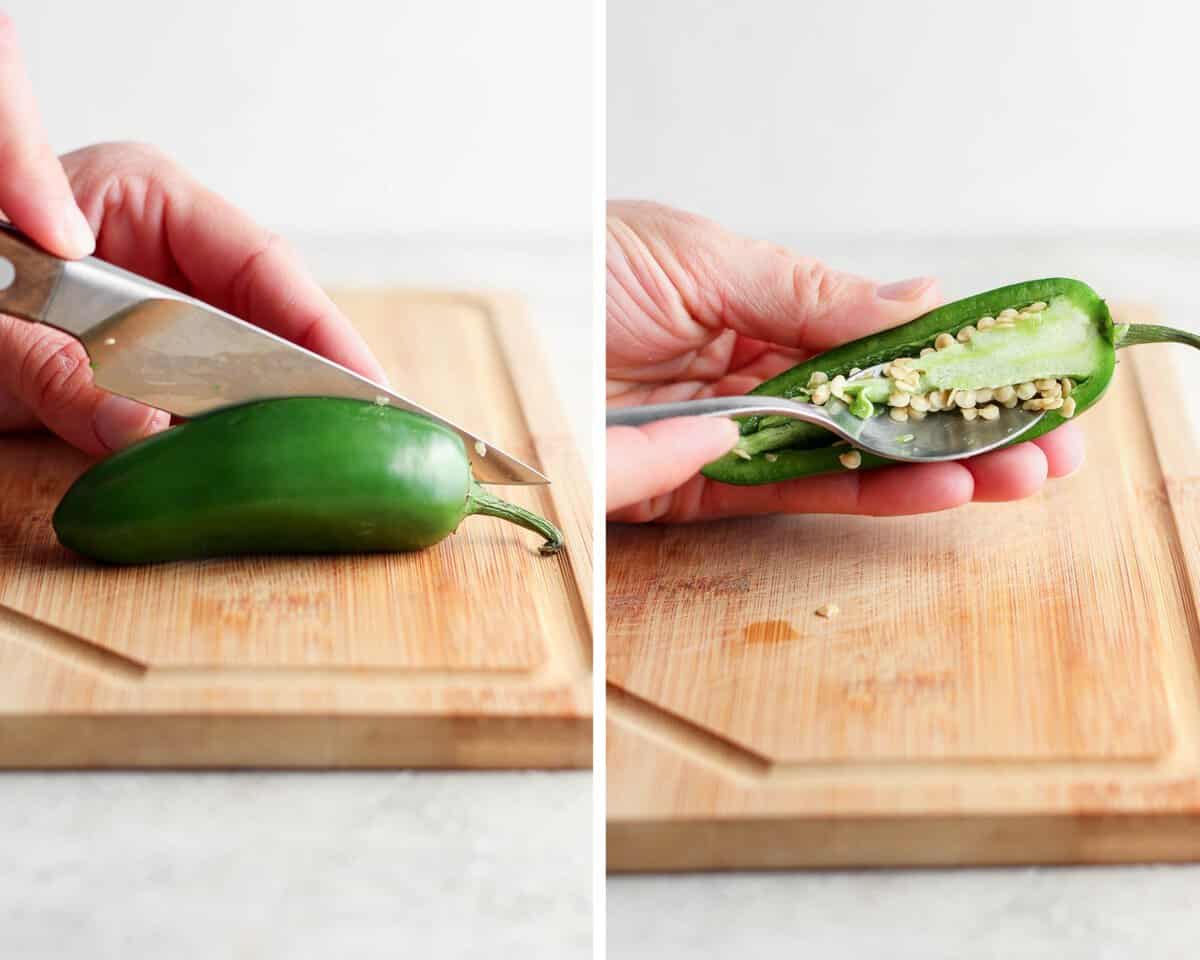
606,396 -> 830,428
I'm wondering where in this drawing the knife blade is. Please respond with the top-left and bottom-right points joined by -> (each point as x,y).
0,224 -> 547,485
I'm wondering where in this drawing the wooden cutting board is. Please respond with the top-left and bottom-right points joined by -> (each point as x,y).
608,305 -> 1200,870
0,290 -> 591,768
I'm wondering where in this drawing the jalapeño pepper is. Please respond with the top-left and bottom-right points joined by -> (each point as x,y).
53,397 -> 563,563
701,279 -> 1200,485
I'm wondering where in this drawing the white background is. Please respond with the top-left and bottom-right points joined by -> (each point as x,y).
1,4 -> 592,958
608,2 -> 1200,956
609,0 -> 1198,238
22,0 -> 590,235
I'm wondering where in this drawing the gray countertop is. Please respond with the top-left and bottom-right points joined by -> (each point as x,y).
608,866 -> 1200,958
0,771 -> 591,959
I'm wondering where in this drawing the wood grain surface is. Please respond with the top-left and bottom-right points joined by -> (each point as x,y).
607,306 -> 1200,870
0,290 -> 591,768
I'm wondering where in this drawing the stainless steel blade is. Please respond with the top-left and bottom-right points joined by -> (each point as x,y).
40,259 -> 546,485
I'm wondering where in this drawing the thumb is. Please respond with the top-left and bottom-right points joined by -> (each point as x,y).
607,417 -> 739,514
0,315 -> 169,454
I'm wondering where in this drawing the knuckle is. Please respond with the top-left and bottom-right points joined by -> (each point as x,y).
21,331 -> 92,414
790,258 -> 846,314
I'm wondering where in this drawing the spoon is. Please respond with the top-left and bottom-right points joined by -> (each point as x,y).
605,362 -> 1045,463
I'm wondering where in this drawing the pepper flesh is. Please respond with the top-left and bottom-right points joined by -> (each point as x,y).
53,397 -> 563,563
701,278 -> 1198,485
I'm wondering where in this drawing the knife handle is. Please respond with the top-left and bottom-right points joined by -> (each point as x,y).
0,223 -> 66,324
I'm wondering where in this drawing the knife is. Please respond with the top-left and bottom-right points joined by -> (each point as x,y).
0,224 -> 546,485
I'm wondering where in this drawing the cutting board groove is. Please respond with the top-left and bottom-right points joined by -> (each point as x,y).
0,290 -> 591,768
607,306 -> 1200,870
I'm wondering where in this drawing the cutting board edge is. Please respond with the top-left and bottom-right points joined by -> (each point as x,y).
0,712 -> 592,769
606,806 -> 1200,872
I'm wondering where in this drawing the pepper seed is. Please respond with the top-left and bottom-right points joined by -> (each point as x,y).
961,407 -> 978,421
839,450 -> 862,470
955,389 -> 977,409
1061,397 -> 1077,418
978,404 -> 1000,421
934,333 -> 955,351
956,325 -> 977,343
887,391 -> 910,408
811,383 -> 831,405
889,407 -> 909,422
1015,382 -> 1037,400
977,316 -> 996,331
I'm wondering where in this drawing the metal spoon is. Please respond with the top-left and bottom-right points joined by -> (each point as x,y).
605,362 -> 1045,463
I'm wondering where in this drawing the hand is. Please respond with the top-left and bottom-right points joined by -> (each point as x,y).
0,16 -> 386,454
607,201 -> 1084,520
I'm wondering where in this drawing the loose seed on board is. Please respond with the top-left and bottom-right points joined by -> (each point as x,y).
812,383 -> 831,405
961,407 -> 978,421
977,316 -> 996,331
839,450 -> 862,470
1015,381 -> 1037,400
956,325 -> 976,343
934,333 -> 955,351
815,603 -> 840,619
978,404 -> 1000,421
888,391 -> 911,408
1062,396 -> 1077,418
889,407 -> 909,422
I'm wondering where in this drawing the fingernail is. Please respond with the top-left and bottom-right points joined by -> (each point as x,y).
93,395 -> 157,451
61,203 -> 95,258
877,276 -> 934,301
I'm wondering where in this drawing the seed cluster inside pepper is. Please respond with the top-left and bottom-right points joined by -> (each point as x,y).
792,300 -> 1080,435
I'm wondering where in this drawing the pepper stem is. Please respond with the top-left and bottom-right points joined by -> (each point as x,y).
1116,323 -> 1200,350
466,481 -> 564,555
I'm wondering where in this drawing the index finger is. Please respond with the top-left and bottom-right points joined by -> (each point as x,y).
0,14 -> 94,258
